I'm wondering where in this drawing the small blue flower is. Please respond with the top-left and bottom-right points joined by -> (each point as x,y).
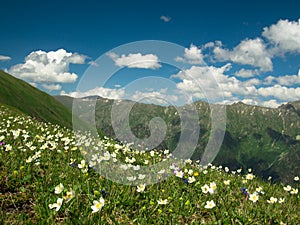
240,187 -> 248,195
181,178 -> 189,184
101,190 -> 109,198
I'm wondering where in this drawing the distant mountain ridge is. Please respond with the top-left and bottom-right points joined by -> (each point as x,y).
0,70 -> 73,128
55,95 -> 300,183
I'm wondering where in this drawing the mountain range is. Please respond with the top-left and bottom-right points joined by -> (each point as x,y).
0,70 -> 299,183
55,95 -> 300,183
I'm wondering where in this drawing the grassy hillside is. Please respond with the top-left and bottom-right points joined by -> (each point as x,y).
0,104 -> 299,224
0,70 -> 72,128
55,96 -> 300,183
217,102 -> 300,183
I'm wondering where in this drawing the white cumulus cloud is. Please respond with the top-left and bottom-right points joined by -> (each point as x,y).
213,38 -> 273,72
170,64 -> 297,108
175,44 -> 205,65
241,98 -> 259,106
262,18 -> 300,55
216,98 -> 282,108
41,83 -> 62,91
264,69 -> 300,86
235,68 -> 259,78
63,87 -> 178,106
62,87 -> 125,99
107,52 -> 161,69
171,64 -> 259,101
261,99 -> 281,108
8,49 -> 87,84
131,89 -> 178,105
258,85 -> 300,101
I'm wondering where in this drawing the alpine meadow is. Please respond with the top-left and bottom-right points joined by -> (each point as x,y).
1,70 -> 300,224
1,1 -> 300,224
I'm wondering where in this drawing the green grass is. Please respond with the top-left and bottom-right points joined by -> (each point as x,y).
0,70 -> 73,129
0,104 -> 299,224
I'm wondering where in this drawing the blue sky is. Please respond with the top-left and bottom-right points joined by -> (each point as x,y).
1,0 -> 300,107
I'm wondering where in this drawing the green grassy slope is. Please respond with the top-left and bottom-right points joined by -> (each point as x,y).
216,102 -> 300,182
0,103 -> 299,224
0,70 -> 72,128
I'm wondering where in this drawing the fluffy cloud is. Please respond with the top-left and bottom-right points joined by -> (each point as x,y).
41,83 -> 62,91
64,86 -> 180,105
264,69 -> 300,86
0,55 -> 11,61
107,52 -> 161,69
175,44 -> 205,65
261,99 -> 281,108
172,64 -> 259,101
216,98 -> 282,108
235,68 -> 259,78
258,85 -> 300,101
213,38 -> 273,72
62,87 -> 178,105
262,18 -> 300,55
241,98 -> 259,106
277,72 -> 300,86
203,41 -> 218,49
8,49 -> 87,84
217,98 -> 259,106
61,61 -> 293,108
62,87 -> 125,99
170,64 -> 297,107
131,89 -> 178,105
160,15 -> 171,22
243,78 -> 261,86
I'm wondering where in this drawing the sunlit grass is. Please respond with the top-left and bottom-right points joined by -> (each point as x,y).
0,104 -> 299,224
